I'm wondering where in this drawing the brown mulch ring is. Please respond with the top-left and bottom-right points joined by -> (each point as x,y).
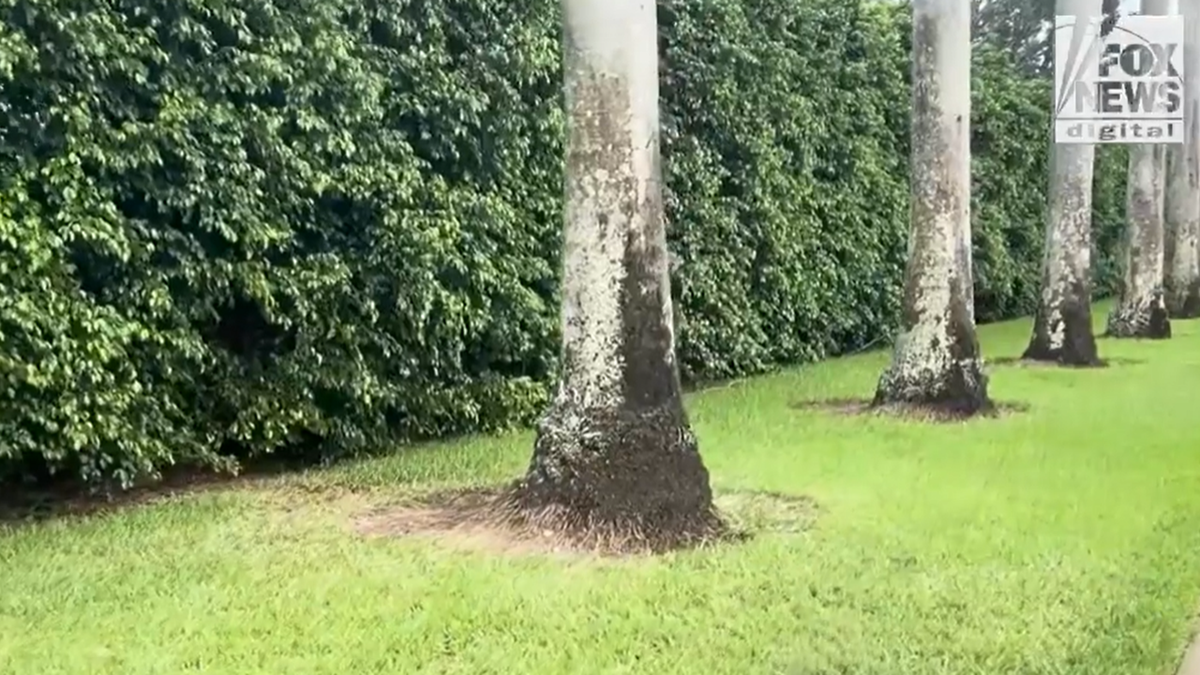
351,486 -> 816,558
790,397 -> 1028,422
988,356 -> 1142,368
354,488 -> 506,539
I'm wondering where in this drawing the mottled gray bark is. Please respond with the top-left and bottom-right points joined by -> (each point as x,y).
874,0 -> 990,414
1023,0 -> 1101,366
1164,2 -> 1200,318
1106,0 -> 1171,338
1106,146 -> 1171,337
505,0 -> 720,549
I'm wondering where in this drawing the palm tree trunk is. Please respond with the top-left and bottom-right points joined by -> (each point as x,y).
502,0 -> 721,551
1106,0 -> 1172,339
1022,0 -> 1102,366
873,0 -> 989,414
1164,1 -> 1200,318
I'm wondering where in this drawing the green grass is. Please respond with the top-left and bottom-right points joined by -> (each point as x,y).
4,305 -> 1200,674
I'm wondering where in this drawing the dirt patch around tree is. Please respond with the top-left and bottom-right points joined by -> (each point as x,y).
351,486 -> 816,559
790,397 -> 1028,422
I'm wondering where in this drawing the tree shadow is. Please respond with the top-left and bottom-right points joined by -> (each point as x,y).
0,459 -> 303,525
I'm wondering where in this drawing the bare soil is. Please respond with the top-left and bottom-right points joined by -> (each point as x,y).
352,486 -> 816,558
352,487 -> 587,557
990,356 -> 1142,368
791,397 -> 1028,422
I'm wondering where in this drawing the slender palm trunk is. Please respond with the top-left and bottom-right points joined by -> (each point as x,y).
1022,0 -> 1103,366
503,0 -> 720,550
1164,2 -> 1200,318
873,0 -> 989,414
1106,0 -> 1171,338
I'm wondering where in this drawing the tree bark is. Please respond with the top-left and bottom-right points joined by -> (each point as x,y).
1022,0 -> 1102,366
1164,1 -> 1200,318
503,0 -> 720,550
1106,0 -> 1171,339
874,0 -> 990,414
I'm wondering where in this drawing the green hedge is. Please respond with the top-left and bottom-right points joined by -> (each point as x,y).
0,0 -> 1126,488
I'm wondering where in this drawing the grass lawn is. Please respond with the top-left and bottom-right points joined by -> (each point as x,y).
4,305 -> 1200,674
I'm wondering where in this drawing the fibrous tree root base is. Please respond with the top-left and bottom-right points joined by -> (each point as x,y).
992,356 -> 1108,369
490,496 -> 727,555
352,486 -> 819,558
793,397 -> 1023,423
873,358 -> 991,419
493,403 -> 726,554
1022,299 -> 1100,366
1105,294 -> 1171,338
1019,344 -> 1104,367
1165,282 -> 1200,319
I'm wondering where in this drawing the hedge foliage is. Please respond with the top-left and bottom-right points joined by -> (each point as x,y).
0,0 -> 1127,488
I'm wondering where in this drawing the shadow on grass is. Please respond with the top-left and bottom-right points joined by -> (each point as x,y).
0,458 -> 307,525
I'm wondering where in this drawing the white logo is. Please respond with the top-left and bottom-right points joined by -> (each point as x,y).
1054,14 -> 1184,144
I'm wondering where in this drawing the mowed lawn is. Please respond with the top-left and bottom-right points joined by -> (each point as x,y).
4,306 -> 1200,675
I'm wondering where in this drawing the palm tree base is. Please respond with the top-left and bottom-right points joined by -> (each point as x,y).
1022,297 -> 1101,366
1164,281 -> 1200,319
1105,292 -> 1172,338
872,356 -> 991,418
499,402 -> 724,553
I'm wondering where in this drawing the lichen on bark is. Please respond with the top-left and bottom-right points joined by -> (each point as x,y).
874,0 -> 990,415
1023,0 -> 1101,366
1106,143 -> 1171,338
1107,0 -> 1173,338
500,0 -> 721,551
1023,144 -> 1098,363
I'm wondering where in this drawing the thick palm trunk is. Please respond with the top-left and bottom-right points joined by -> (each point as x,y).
1107,143 -> 1172,337
1022,0 -> 1102,366
1164,2 -> 1200,318
1106,0 -> 1171,338
873,0 -> 989,414
504,0 -> 720,549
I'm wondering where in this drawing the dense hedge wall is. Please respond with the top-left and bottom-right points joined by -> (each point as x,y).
0,0 -> 1127,488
